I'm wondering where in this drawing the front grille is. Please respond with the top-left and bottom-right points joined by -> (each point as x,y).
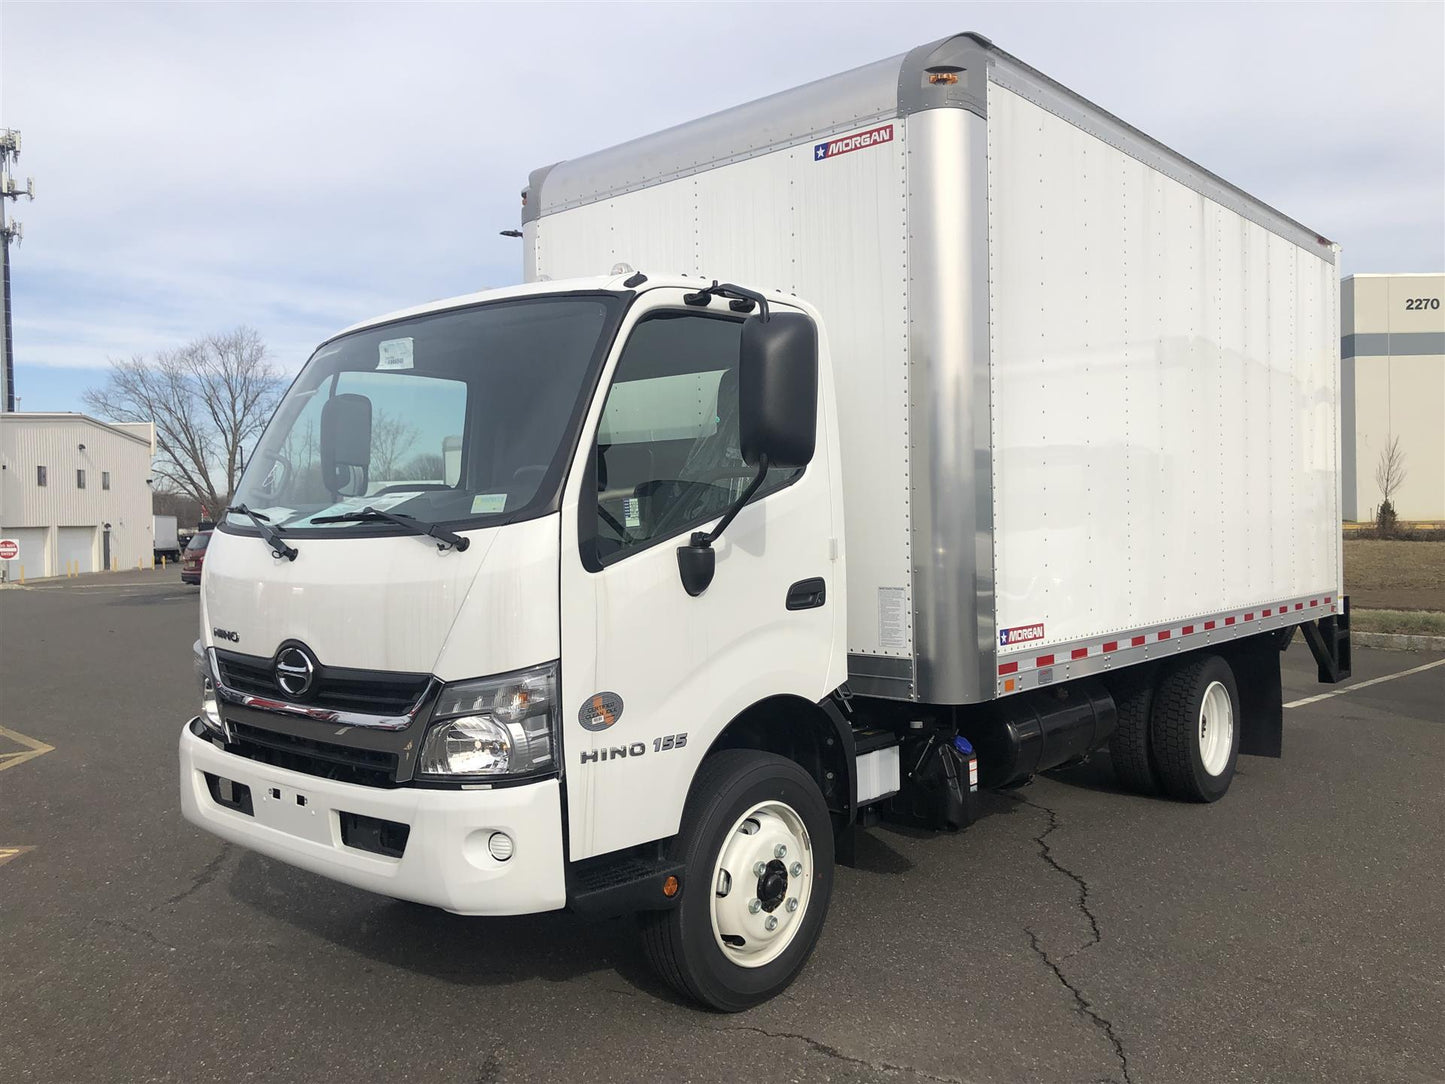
215,650 -> 430,716
226,721 -> 399,788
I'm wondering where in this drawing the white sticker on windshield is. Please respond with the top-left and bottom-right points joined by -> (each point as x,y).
623,497 -> 641,529
377,337 -> 414,370
471,493 -> 507,514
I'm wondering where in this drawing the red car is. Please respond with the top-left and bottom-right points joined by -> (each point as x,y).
180,530 -> 212,585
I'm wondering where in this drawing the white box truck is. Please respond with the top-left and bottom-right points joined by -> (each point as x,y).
178,33 -> 1351,1010
153,514 -> 181,563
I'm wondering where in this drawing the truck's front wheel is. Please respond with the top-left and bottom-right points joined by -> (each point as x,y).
640,750 -> 834,1011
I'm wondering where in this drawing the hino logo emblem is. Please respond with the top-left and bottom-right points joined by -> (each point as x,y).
275,646 -> 315,699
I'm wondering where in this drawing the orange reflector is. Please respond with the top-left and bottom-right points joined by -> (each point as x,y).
929,71 -> 959,85
1004,678 -> 1016,692
662,875 -> 679,898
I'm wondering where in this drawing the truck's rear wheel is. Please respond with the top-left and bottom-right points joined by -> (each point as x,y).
640,750 -> 834,1011
1107,670 -> 1158,795
1149,654 -> 1240,802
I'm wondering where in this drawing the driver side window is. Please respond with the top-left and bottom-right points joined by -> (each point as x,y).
591,311 -> 797,564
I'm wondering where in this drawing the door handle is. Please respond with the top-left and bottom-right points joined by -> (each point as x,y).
786,577 -> 827,611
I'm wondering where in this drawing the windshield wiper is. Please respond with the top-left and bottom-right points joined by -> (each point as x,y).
225,504 -> 299,562
310,507 -> 471,552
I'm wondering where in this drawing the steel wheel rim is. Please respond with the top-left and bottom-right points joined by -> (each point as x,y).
1198,680 -> 1234,776
709,800 -> 813,969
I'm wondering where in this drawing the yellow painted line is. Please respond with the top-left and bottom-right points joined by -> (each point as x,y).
0,725 -> 54,772
0,846 -> 36,868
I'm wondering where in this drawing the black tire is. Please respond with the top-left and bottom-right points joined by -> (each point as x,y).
1108,669 -> 1159,795
1149,654 -> 1241,802
640,750 -> 834,1011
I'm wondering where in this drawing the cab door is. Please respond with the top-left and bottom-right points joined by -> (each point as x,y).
559,289 -> 844,861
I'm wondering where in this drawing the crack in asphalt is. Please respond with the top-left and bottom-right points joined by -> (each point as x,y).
717,1025 -> 964,1083
1014,794 -> 1101,956
1026,928 -> 1132,1084
162,842 -> 232,907
1013,795 -> 1131,1084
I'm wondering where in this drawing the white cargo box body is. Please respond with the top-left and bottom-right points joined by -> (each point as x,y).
524,33 -> 1342,705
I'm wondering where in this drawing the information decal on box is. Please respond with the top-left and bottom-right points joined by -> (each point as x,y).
814,123 -> 894,162
999,622 -> 1046,647
878,586 -> 908,650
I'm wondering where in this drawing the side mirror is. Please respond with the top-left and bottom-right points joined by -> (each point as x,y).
320,393 -> 373,497
739,312 -> 818,469
675,311 -> 820,597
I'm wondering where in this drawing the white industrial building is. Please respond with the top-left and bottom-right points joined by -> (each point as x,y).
0,412 -> 156,580
1341,272 -> 1445,522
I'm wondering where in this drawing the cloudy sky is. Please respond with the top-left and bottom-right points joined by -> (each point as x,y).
2,1 -> 1442,413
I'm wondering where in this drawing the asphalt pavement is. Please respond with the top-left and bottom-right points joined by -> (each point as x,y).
1,569 -> 1441,1083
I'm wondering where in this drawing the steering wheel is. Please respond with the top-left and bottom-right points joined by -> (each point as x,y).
650,466 -> 764,536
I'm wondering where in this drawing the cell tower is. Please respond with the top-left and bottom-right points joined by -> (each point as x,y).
1,129 -> 36,413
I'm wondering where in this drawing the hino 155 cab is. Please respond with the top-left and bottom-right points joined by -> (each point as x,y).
179,33 -> 1351,1010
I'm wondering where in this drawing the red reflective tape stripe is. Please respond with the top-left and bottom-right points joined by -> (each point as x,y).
1182,625 -> 1194,634
1310,600 -> 1317,607
1131,635 -> 1146,647
1295,602 -> 1303,610
1225,616 -> 1236,625
998,661 -> 1018,675
1263,609 -> 1272,617
1103,641 -> 1118,652
1204,621 -> 1216,630
1036,654 -> 1055,667
1325,596 -> 1332,603
1245,613 -> 1254,621
1157,630 -> 1171,641
1071,648 -> 1088,660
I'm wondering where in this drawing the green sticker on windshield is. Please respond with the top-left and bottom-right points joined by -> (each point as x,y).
471,494 -> 507,514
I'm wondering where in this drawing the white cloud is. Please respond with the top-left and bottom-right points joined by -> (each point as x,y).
2,1 -> 1441,379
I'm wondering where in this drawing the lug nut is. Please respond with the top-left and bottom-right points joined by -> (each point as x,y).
789,862 -> 803,877
765,915 -> 779,931
785,897 -> 799,912
753,861 -> 767,878
748,898 -> 762,914
774,844 -> 788,859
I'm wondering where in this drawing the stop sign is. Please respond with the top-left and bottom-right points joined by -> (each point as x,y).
0,539 -> 18,561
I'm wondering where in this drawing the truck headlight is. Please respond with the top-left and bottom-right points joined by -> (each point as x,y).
418,662 -> 558,780
195,640 -> 224,736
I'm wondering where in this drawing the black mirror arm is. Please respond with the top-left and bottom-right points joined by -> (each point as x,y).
694,455 -> 769,549
675,456 -> 769,598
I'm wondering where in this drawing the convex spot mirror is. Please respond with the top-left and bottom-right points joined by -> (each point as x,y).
739,312 -> 818,469
320,393 -> 373,497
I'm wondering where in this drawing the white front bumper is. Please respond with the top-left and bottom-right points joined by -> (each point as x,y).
178,723 -> 566,916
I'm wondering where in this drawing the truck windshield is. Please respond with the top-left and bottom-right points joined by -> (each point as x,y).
228,295 -> 620,534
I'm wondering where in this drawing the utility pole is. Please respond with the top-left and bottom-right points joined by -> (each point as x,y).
1,129 -> 36,413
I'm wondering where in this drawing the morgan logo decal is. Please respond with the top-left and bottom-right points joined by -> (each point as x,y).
1000,623 -> 1046,647
578,691 -> 624,732
814,123 -> 894,162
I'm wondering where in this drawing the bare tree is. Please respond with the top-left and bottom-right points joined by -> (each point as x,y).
82,328 -> 284,514
368,411 -> 419,481
1374,434 -> 1408,535
397,452 -> 446,481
